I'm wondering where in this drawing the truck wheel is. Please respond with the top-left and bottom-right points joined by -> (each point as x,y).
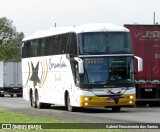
66,93 -> 76,112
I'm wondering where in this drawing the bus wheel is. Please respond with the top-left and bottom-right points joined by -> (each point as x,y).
17,94 -> 22,97
0,94 -> 4,97
36,91 -> 46,109
30,92 -> 37,108
112,106 -> 121,112
66,94 -> 76,112
36,92 -> 41,109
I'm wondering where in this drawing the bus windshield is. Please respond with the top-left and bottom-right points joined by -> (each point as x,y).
80,56 -> 134,86
78,32 -> 132,55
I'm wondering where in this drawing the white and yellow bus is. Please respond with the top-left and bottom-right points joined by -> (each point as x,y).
22,23 -> 142,112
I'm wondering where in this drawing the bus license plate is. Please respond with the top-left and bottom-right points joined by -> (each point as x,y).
105,98 -> 115,103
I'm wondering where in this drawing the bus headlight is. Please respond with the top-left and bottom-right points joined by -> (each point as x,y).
84,97 -> 88,101
129,95 -> 134,99
84,97 -> 92,101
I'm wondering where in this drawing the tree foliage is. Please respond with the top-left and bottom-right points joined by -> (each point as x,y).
0,17 -> 24,61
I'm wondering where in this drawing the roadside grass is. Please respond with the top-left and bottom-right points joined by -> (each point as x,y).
0,109 -> 62,123
0,109 -> 126,132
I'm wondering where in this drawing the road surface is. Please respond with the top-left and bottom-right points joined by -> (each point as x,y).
1,96 -> 160,123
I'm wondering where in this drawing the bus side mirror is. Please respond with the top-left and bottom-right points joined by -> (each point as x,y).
74,57 -> 84,74
134,56 -> 143,72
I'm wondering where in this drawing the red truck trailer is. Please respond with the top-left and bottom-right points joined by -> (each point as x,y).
124,24 -> 160,106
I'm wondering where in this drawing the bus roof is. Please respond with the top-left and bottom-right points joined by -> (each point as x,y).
23,23 -> 129,41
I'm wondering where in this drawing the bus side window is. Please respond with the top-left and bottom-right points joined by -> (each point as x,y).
31,39 -> 38,57
25,41 -> 31,57
37,39 -> 45,56
45,37 -> 53,55
61,34 -> 69,54
68,33 -> 77,55
54,35 -> 61,54
41,39 -> 45,56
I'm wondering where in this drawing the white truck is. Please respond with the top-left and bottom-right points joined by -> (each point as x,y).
0,61 -> 22,97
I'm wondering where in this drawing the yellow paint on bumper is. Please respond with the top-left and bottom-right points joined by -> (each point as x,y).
80,94 -> 136,107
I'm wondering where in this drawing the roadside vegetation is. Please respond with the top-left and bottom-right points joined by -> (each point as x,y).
0,17 -> 24,61
0,109 -> 125,132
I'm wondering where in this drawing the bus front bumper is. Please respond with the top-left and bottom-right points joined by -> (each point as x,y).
79,94 -> 136,107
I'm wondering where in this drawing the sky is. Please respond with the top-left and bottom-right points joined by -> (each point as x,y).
0,0 -> 160,36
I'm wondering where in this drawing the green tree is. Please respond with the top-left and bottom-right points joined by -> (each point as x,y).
0,17 -> 24,61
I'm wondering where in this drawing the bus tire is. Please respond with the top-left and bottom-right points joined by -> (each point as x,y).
37,102 -> 45,109
17,94 -> 22,97
35,91 -> 41,109
36,91 -> 46,109
66,93 -> 76,112
0,94 -> 4,97
44,103 -> 51,109
112,106 -> 121,112
30,91 -> 37,108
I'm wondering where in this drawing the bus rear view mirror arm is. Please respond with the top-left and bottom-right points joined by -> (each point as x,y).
134,56 -> 143,72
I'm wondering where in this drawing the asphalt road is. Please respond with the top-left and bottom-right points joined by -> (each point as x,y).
1,96 -> 160,123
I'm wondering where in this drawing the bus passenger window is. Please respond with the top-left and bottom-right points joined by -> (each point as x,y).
45,37 -> 53,55
69,33 -> 77,55
50,35 -> 61,55
37,39 -> 45,56
31,39 -> 38,57
61,34 -> 69,54
26,41 -> 31,57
